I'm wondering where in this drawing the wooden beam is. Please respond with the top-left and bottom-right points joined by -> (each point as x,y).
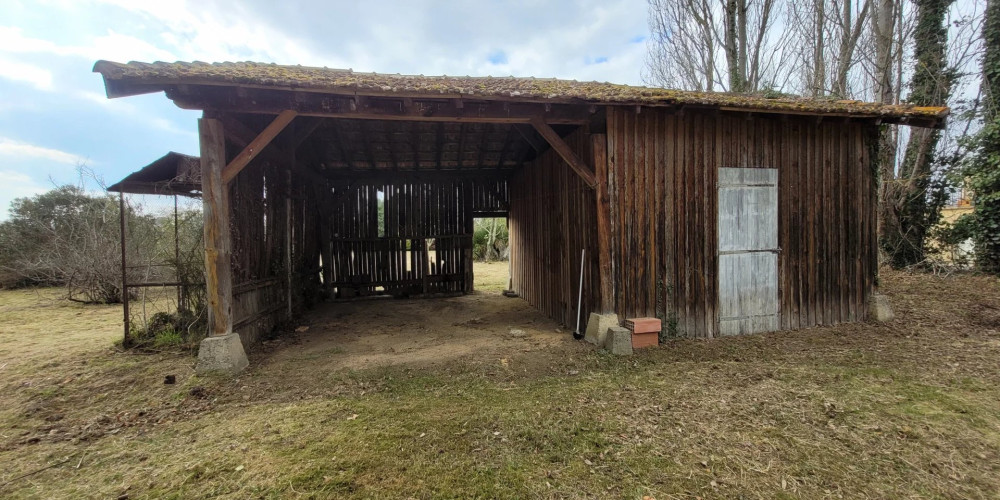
330,120 -> 355,169
411,121 -> 421,168
324,169 -> 511,184
221,113 -> 329,187
477,123 -> 491,167
357,120 -> 378,169
514,124 -> 545,153
221,110 -> 297,183
168,86 -> 592,124
293,117 -> 324,150
435,122 -> 445,169
456,123 -> 465,168
199,117 -> 233,336
530,118 -> 597,188
385,122 -> 399,170
495,125 -> 515,168
592,134 -> 614,313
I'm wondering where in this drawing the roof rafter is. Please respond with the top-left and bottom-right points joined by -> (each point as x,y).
530,118 -> 596,188
221,110 -> 296,184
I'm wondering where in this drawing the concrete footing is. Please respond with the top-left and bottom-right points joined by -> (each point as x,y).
196,333 -> 249,375
867,293 -> 895,322
604,326 -> 633,356
584,313 -> 619,346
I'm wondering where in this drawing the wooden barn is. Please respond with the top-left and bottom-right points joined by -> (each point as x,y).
94,60 -> 947,372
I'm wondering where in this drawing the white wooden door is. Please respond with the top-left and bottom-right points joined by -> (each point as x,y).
718,167 -> 779,335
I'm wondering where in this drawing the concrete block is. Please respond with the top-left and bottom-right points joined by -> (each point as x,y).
604,326 -> 633,356
867,293 -> 895,322
584,313 -> 619,346
196,333 -> 249,375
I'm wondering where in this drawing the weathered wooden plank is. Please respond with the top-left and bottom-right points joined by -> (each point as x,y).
530,118 -> 597,188
717,167 -> 779,335
200,117 -> 233,337
222,110 -> 297,184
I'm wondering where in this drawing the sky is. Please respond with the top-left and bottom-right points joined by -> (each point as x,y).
0,0 -> 649,218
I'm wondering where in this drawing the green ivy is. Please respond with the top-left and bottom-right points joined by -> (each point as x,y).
961,0 -> 1000,274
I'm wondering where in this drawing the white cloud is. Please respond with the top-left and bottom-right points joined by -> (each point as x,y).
0,138 -> 88,165
0,170 -> 48,219
73,90 -> 195,137
0,54 -> 54,90
0,25 -> 176,63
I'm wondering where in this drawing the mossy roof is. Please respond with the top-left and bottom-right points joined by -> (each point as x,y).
93,60 -> 948,127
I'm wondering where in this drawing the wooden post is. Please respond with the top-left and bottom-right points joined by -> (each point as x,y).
200,117 -> 233,336
174,195 -> 183,311
286,169 -> 294,318
464,181 -> 474,293
119,191 -> 130,347
593,134 -> 614,313
286,129 -> 297,317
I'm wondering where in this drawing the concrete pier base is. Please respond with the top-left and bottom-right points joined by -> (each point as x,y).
584,313 -> 619,346
196,333 -> 249,375
604,326 -> 633,356
867,294 -> 895,322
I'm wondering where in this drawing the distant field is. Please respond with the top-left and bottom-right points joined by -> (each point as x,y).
1,269 -> 999,498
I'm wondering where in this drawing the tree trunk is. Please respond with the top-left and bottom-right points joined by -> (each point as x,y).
813,0 -> 826,96
725,0 -> 743,91
882,0 -> 955,268
874,0 -> 898,247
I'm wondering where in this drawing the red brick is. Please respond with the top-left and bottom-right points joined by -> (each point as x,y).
626,317 -> 661,334
632,331 -> 659,349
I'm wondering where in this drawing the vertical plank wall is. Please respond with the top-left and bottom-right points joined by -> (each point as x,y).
228,157 -> 312,346
324,179 -> 476,296
509,128 -> 601,328
606,107 -> 877,337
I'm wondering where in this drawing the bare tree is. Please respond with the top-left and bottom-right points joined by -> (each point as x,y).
786,0 -> 874,97
644,0 -> 791,92
645,0 -> 719,91
881,0 -> 957,268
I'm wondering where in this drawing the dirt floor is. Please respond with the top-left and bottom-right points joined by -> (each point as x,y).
263,293 -> 572,372
1,265 -> 1000,498
260,260 -> 547,373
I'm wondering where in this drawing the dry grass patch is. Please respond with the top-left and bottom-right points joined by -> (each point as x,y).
1,269 -> 999,498
473,260 -> 509,293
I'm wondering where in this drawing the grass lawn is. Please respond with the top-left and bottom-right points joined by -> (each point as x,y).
474,260 -> 510,293
1,269 -> 999,498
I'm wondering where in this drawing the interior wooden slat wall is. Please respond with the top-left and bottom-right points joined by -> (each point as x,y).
472,178 -> 509,216
509,128 -> 600,328
228,158 -> 292,346
324,178 -> 496,296
606,107 -> 877,338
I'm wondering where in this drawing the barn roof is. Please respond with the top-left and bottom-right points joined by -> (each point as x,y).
107,151 -> 201,197
93,60 -> 948,128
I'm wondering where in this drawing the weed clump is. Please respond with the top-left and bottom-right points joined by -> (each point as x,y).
128,310 -> 204,351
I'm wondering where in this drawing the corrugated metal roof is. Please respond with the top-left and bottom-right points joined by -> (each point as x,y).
93,60 -> 949,127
